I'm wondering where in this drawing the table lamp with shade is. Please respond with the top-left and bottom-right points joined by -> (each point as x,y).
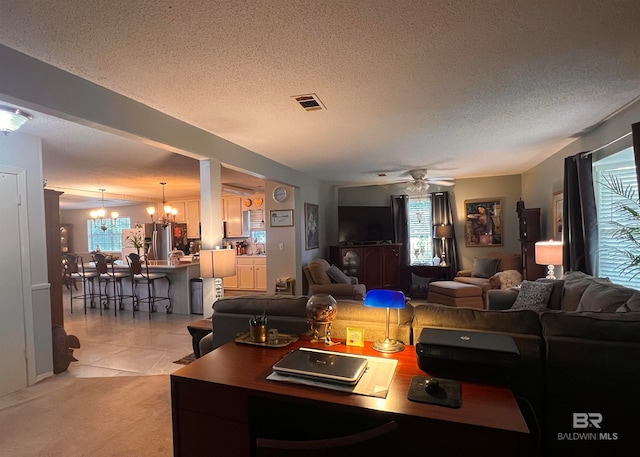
433,224 -> 453,266
535,240 -> 563,280
364,289 -> 406,353
199,248 -> 237,301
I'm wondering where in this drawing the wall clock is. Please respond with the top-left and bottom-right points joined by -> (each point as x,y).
244,198 -> 252,207
272,186 -> 288,202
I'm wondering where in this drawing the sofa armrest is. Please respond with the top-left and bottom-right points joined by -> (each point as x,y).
457,269 -> 472,277
486,289 -> 519,310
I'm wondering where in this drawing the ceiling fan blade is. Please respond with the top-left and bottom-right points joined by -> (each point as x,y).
427,179 -> 455,186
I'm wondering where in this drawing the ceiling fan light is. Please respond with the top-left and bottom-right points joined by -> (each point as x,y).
0,106 -> 32,134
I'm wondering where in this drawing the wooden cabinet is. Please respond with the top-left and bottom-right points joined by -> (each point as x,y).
45,190 -> 64,327
185,200 -> 200,238
227,256 -> 267,291
223,197 -> 247,237
330,244 -> 402,289
518,208 -> 546,280
60,224 -> 72,254
168,199 -> 200,238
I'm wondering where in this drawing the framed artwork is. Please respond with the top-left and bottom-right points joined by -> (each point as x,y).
304,203 -> 319,250
464,198 -> 504,247
270,209 -> 293,227
552,190 -> 564,241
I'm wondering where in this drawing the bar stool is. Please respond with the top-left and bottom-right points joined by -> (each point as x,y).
127,253 -> 172,319
94,253 -> 132,316
62,253 -> 99,313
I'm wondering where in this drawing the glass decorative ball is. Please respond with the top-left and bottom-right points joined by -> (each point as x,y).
305,294 -> 338,323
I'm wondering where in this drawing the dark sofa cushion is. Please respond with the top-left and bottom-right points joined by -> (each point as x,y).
576,280 -> 636,312
213,294 -> 309,317
541,311 -> 640,455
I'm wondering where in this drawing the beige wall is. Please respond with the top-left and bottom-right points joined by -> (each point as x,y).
336,175 -> 523,271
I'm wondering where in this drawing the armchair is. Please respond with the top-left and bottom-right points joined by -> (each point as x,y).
303,259 -> 366,300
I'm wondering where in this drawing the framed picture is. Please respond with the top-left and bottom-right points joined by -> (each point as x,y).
270,209 -> 293,227
552,190 -> 564,241
304,203 -> 319,250
464,198 -> 504,247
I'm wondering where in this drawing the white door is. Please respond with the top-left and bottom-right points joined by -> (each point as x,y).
0,171 -> 27,396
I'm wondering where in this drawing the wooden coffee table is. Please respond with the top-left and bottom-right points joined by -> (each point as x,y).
171,339 -> 530,456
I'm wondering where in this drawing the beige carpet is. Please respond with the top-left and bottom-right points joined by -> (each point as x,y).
0,375 -> 172,457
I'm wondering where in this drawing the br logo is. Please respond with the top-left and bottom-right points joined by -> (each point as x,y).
573,413 -> 603,429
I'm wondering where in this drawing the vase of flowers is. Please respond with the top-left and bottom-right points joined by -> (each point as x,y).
126,233 -> 145,256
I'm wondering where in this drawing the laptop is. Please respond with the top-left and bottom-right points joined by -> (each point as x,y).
272,348 -> 369,385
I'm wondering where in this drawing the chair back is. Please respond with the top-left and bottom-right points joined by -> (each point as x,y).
62,253 -> 80,275
127,253 -> 144,275
93,253 -> 110,274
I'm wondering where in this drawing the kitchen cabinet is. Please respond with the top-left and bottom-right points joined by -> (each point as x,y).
185,200 -> 200,238
223,197 -> 248,237
330,244 -> 402,290
168,199 -> 200,238
232,256 -> 267,291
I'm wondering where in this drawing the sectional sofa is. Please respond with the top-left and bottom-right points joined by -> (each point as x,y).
196,272 -> 640,456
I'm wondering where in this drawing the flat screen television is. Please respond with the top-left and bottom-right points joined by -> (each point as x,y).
338,206 -> 395,244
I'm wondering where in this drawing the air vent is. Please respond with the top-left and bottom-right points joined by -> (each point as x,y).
292,93 -> 326,111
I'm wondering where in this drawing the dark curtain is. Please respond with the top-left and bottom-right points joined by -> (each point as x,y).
391,195 -> 411,292
431,191 -> 459,274
633,122 -> 640,188
563,153 -> 598,274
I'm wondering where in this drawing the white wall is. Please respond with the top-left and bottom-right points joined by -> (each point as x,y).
0,133 -> 53,381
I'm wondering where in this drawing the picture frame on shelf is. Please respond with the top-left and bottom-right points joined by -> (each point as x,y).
464,198 -> 504,247
552,190 -> 564,241
270,209 -> 293,227
304,203 -> 319,250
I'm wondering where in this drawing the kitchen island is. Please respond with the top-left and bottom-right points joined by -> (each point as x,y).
87,259 -> 201,315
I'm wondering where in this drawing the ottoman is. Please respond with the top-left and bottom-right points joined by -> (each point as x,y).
427,281 -> 484,309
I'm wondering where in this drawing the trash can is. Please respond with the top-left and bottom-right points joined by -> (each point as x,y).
190,278 -> 203,314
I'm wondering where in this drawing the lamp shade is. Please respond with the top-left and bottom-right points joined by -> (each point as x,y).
200,248 -> 237,278
433,224 -> 453,239
364,289 -> 406,309
535,240 -> 563,266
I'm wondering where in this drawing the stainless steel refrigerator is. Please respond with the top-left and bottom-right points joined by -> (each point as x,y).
144,222 -> 188,259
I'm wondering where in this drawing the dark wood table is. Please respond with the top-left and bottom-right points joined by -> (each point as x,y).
171,340 -> 530,457
186,319 -> 212,358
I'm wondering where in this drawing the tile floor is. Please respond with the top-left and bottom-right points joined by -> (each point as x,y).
59,289 -> 206,378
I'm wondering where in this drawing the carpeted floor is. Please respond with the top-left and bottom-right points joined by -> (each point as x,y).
0,375 -> 173,456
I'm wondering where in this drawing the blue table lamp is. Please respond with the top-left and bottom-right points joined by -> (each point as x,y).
364,289 -> 406,353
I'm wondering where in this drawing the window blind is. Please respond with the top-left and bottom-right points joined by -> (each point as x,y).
408,196 -> 433,265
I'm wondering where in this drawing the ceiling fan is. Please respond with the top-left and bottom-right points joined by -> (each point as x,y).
379,168 -> 455,192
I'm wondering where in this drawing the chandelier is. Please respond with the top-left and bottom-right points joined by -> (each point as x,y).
90,189 -> 119,232
0,105 -> 32,135
146,182 -> 178,228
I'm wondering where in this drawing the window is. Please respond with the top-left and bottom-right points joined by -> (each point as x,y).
87,217 -> 131,251
408,196 -> 433,265
594,147 -> 640,289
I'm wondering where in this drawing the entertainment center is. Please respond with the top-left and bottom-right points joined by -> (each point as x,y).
329,243 -> 402,290
334,205 -> 402,289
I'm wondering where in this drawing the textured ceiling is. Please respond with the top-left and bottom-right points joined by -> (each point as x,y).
1,0 -> 640,206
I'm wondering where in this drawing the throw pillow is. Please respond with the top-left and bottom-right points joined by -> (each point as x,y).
471,257 -> 500,278
306,261 -> 331,285
326,265 -> 352,284
511,280 -> 554,311
576,281 -> 635,312
489,270 -> 523,289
